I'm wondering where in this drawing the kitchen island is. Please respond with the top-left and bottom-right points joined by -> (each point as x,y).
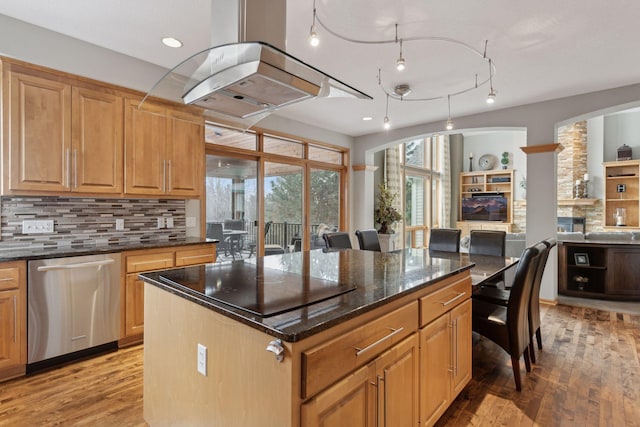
139,248 -> 478,427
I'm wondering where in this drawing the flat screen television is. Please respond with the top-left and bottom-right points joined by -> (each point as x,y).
461,194 -> 508,221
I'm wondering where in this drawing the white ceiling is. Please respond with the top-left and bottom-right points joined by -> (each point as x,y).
1,0 -> 639,137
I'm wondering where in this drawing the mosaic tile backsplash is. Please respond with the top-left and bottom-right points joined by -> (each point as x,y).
0,196 -> 186,250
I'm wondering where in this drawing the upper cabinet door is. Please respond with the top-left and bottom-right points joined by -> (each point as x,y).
166,109 -> 203,197
6,72 -> 71,192
72,87 -> 123,194
124,99 -> 167,195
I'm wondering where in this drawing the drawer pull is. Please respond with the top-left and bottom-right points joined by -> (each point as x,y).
439,292 -> 466,307
179,255 -> 211,261
0,277 -> 15,282
354,327 -> 404,357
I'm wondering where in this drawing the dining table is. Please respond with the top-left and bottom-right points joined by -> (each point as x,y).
426,250 -> 519,288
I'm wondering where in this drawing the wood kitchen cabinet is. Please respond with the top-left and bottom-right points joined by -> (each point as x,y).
419,282 -> 472,427
302,334 -> 418,427
2,64 -> 123,195
0,261 -> 27,382
120,244 -> 215,346
124,98 -> 203,197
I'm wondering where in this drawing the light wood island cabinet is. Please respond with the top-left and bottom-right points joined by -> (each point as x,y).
0,261 -> 27,382
142,259 -> 472,427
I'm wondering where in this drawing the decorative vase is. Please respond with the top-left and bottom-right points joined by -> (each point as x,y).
378,233 -> 400,252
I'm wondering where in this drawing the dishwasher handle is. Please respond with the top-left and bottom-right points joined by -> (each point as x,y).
36,259 -> 115,272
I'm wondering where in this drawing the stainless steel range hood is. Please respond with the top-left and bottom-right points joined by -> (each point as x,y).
140,1 -> 371,127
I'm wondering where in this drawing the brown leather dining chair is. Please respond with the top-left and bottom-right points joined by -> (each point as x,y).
355,229 -> 381,251
323,232 -> 353,249
472,241 -> 547,391
428,228 -> 461,252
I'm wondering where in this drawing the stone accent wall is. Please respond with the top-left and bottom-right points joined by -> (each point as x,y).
556,121 -> 603,232
0,196 -> 186,250
512,200 -> 526,233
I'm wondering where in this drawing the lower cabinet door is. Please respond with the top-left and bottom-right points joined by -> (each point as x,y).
124,274 -> 145,338
451,300 -> 472,396
375,333 -> 419,427
301,362 -> 376,427
0,289 -> 22,369
419,314 -> 452,427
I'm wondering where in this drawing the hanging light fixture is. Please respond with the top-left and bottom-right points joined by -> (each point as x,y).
309,0 -> 319,46
395,25 -> 405,71
486,59 -> 496,104
384,94 -> 391,130
446,95 -> 454,130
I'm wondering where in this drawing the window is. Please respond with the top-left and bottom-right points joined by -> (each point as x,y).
402,136 -> 445,248
204,124 -> 348,256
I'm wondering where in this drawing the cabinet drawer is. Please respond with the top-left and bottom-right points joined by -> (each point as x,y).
419,275 -> 471,327
126,252 -> 174,273
0,266 -> 21,291
301,301 -> 418,399
175,245 -> 215,267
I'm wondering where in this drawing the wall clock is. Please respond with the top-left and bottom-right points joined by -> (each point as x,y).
479,154 -> 496,170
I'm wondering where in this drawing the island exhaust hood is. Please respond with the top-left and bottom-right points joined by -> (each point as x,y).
141,0 -> 371,126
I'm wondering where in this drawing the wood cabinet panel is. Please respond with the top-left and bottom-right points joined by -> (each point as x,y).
125,251 -> 174,273
301,363 -> 375,427
6,72 -> 71,192
124,274 -> 145,338
419,314 -> 451,426
166,110 -> 203,197
124,99 -> 167,195
419,275 -> 470,327
450,299 -> 472,396
71,87 -> 123,193
174,245 -> 215,267
607,247 -> 640,295
0,261 -> 26,380
302,301 -> 417,399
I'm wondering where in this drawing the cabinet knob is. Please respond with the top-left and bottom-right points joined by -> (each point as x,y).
266,339 -> 285,362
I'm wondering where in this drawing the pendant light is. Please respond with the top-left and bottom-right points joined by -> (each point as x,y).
446,95 -> 454,130
309,0 -> 319,46
384,94 -> 391,130
486,59 -> 496,104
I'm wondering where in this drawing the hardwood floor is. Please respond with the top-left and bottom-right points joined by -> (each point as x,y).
0,304 -> 637,426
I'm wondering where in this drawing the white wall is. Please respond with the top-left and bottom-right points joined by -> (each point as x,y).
603,110 -> 640,162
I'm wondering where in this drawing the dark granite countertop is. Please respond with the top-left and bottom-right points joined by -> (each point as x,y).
140,248 -> 478,342
0,237 -> 217,262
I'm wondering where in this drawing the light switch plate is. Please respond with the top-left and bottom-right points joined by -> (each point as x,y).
166,217 -> 174,228
197,343 -> 207,376
157,217 -> 165,229
115,218 -> 125,231
22,220 -> 54,234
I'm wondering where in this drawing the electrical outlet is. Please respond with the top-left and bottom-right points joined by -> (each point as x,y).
197,343 -> 207,376
115,218 -> 125,231
166,216 -> 174,228
186,217 -> 197,228
22,220 -> 54,234
157,217 -> 165,229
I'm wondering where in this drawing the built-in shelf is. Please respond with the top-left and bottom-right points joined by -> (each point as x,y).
557,198 -> 599,206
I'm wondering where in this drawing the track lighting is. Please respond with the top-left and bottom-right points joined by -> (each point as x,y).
384,93 -> 391,130
446,95 -> 454,130
309,26 -> 319,47
309,0 -> 319,47
396,37 -> 405,71
486,59 -> 496,104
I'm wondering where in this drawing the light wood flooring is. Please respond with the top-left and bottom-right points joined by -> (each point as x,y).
0,303 -> 638,426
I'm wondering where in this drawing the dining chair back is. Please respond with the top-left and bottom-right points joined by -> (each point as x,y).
206,222 -> 229,260
469,230 -> 506,256
263,220 -> 284,255
472,241 -> 547,391
224,219 -> 245,231
428,228 -> 461,252
527,238 -> 556,362
355,229 -> 381,251
323,232 -> 352,249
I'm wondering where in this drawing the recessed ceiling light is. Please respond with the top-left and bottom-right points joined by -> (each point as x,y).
162,37 -> 183,48
362,116 -> 373,121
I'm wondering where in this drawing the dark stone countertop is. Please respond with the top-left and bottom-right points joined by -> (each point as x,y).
0,237 -> 217,262
140,248 -> 476,342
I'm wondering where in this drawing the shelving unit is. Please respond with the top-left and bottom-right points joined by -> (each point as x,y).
558,241 -> 640,300
603,160 -> 640,229
457,169 -> 513,237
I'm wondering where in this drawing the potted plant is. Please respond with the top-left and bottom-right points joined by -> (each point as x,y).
374,182 -> 402,234
501,152 -> 509,169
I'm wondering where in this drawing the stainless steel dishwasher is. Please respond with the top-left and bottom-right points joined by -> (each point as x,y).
27,253 -> 121,371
